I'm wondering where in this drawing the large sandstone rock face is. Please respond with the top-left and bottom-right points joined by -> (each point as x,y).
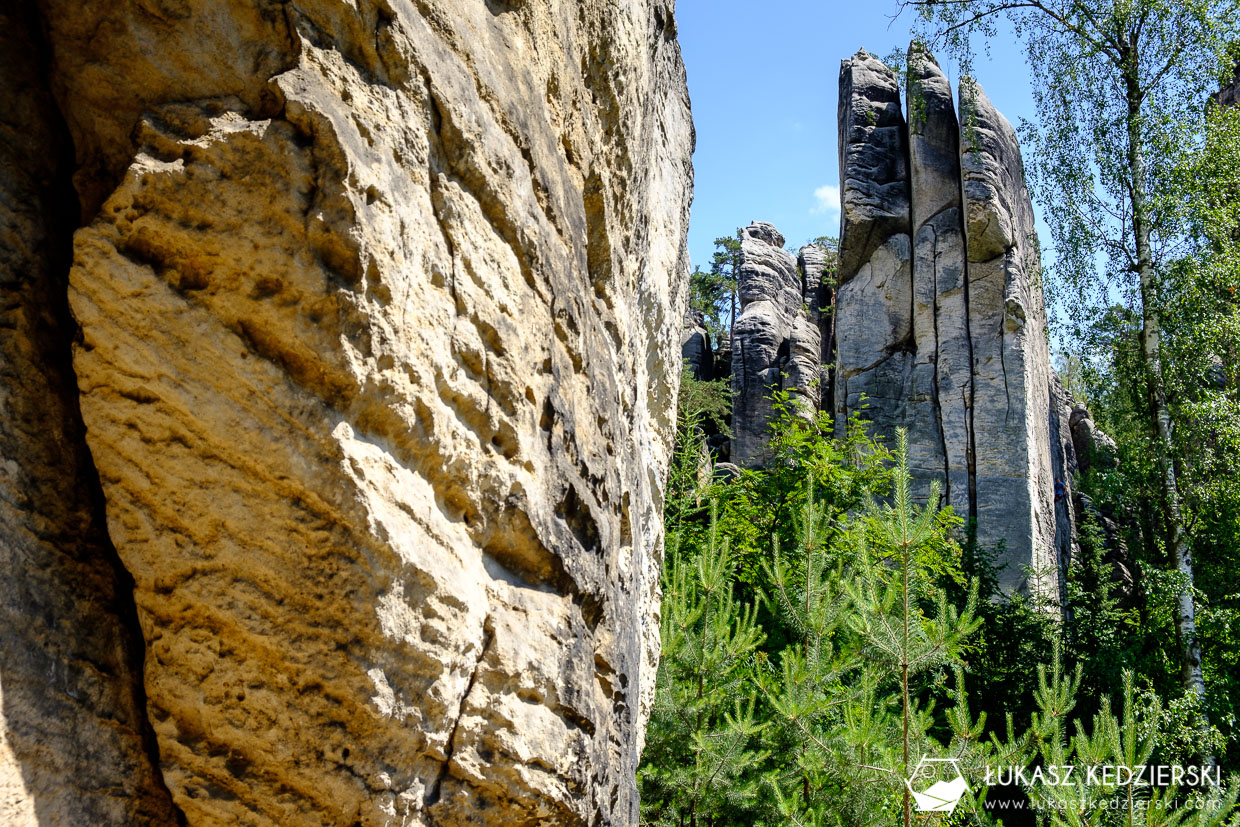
723,48 -> 1080,598
833,49 -> 917,470
2,1 -> 693,825
957,75 -> 1064,595
908,45 -> 970,516
835,47 -> 1075,595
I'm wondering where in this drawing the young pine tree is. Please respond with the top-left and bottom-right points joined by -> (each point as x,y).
849,429 -> 980,827
665,366 -> 731,534
755,429 -> 983,827
639,509 -> 768,826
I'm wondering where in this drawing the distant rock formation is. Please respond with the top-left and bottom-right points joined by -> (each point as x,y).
681,309 -> 715,381
1217,60 -> 1240,108
799,243 -> 838,412
719,46 -> 1091,599
727,223 -> 835,465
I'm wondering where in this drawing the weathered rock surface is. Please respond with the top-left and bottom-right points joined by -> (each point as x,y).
1049,378 -> 1081,597
834,49 -> 917,462
798,244 -> 836,337
794,243 -> 835,413
1070,407 -> 1118,475
836,48 -> 1081,595
958,76 -> 1065,595
837,49 -> 911,283
908,45 -> 970,514
681,309 -> 714,381
731,223 -> 799,464
3,1 -> 693,825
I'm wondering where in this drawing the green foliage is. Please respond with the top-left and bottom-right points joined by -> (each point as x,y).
732,391 -> 890,588
1064,509 -> 1140,711
688,265 -> 729,339
645,406 -> 1240,824
1041,102 -> 1240,772
1022,670 -> 1240,826
1169,118 -> 1240,563
646,416 -> 999,825
668,390 -> 891,600
666,367 -> 732,531
639,511 -> 768,826
689,231 -> 744,340
1160,100 -> 1240,771
677,367 -> 732,437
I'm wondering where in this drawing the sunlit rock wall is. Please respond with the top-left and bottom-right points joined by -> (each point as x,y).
1,1 -> 694,824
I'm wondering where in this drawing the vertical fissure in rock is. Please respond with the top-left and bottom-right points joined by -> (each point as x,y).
715,45 -> 1086,600
426,620 -> 494,809
98,495 -> 188,827
1,3 -> 182,821
928,226 -> 951,506
955,124 -> 980,528
1000,330 -> 1013,425
823,275 -> 837,417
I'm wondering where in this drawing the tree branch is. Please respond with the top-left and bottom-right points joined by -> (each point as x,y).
894,0 -> 1121,63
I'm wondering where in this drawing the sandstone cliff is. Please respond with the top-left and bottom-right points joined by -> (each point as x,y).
722,47 -> 1083,598
1,2 -> 693,825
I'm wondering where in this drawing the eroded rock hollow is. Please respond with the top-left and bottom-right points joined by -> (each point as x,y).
1,1 -> 693,824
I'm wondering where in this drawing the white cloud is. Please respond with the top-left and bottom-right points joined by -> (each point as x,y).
811,184 -> 840,217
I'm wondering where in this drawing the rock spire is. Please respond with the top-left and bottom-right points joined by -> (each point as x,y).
713,46 -> 1088,598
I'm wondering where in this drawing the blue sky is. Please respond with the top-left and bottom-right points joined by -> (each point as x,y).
676,0 -> 1040,270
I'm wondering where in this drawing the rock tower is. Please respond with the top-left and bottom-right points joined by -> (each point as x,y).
694,47 -> 1101,598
